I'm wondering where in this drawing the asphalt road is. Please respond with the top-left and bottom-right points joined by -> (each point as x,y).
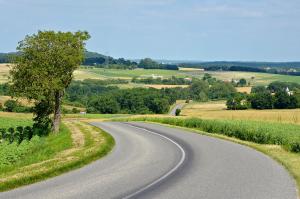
0,122 -> 297,199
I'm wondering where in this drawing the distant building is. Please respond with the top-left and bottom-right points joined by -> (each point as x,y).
151,74 -> 163,79
286,87 -> 293,96
184,78 -> 192,82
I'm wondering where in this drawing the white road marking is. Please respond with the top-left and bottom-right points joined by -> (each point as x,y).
122,123 -> 186,199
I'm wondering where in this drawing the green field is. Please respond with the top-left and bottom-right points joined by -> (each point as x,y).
74,68 -> 300,86
0,116 -> 32,128
74,68 -> 187,80
197,71 -> 300,86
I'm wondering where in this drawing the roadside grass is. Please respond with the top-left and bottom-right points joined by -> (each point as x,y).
182,101 -> 300,125
0,120 -> 115,192
116,116 -> 300,196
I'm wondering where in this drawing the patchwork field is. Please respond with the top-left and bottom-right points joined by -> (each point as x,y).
207,71 -> 300,86
75,68 -> 187,80
1,64 -> 300,87
181,101 -> 300,125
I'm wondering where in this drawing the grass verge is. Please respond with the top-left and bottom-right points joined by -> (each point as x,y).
0,120 -> 115,192
116,117 -> 300,197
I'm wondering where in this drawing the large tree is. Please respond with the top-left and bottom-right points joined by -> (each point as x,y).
10,30 -> 90,132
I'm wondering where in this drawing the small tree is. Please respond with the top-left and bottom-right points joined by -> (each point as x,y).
10,31 -> 90,133
175,109 -> 181,116
238,78 -> 247,87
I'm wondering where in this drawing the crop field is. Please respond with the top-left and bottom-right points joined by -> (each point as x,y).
181,101 -> 300,125
144,84 -> 189,89
76,68 -> 187,80
236,87 -> 252,94
207,71 -> 300,86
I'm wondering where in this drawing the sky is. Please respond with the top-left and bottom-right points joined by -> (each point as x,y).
0,0 -> 299,61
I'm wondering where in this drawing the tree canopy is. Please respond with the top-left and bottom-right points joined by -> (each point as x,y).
10,30 -> 90,132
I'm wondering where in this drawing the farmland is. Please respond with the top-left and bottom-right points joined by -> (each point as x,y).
0,116 -> 32,128
0,64 -> 10,83
181,101 -> 300,125
2,63 -> 300,87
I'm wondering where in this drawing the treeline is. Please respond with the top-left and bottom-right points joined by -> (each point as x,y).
180,64 -> 300,76
138,58 -> 178,70
180,61 -> 300,69
64,76 -> 237,114
227,82 -> 300,110
132,76 -> 191,85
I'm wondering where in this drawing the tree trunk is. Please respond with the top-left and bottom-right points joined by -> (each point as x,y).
53,90 -> 63,133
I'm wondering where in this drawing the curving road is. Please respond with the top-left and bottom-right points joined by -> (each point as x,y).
0,122 -> 297,199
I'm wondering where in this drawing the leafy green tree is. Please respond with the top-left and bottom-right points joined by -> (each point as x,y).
87,96 -> 120,114
175,109 -> 181,116
209,82 -> 236,99
251,86 -> 267,94
274,91 -> 298,109
4,100 -> 19,112
10,30 -> 90,132
250,92 -> 273,109
238,78 -> 247,87
138,58 -> 159,69
226,93 -> 249,110
189,80 -> 209,101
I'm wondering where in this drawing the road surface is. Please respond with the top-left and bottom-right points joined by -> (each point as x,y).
0,122 -> 297,199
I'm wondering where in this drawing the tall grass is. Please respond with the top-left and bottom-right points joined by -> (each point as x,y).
122,117 -> 300,153
0,124 -> 72,173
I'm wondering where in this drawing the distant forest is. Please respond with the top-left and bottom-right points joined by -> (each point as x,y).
1,51 -> 300,74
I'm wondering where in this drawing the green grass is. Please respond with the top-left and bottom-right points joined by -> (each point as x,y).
0,117 -> 33,128
0,124 -> 72,174
0,121 -> 114,192
118,117 -> 300,153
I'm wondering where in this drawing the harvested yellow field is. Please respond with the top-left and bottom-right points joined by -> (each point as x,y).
0,63 -> 11,83
0,96 -> 33,106
181,101 -> 300,125
236,87 -> 252,94
73,70 -> 105,80
179,67 -> 204,71
0,112 -> 33,119
145,84 -> 189,89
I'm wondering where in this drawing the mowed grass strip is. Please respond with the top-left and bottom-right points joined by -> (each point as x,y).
0,120 -> 115,192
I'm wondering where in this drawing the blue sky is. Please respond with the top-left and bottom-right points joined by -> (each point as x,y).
0,0 -> 299,61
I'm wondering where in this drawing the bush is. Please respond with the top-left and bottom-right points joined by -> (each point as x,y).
175,109 -> 181,116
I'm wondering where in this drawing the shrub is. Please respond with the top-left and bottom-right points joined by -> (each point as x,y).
175,109 -> 181,116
